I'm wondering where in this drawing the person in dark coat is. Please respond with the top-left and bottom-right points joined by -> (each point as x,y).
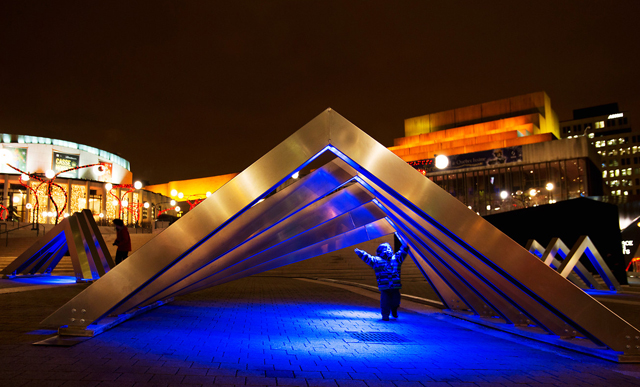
355,237 -> 409,321
112,219 -> 131,265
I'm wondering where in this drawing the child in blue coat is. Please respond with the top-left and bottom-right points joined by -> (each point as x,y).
355,239 -> 409,321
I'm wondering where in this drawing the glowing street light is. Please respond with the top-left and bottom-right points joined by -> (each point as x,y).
500,191 -> 508,200
546,182 -> 554,191
435,154 -> 449,169
105,183 -> 113,191
170,199 -> 176,206
177,192 -> 184,199
170,189 -> 178,197
174,206 -> 181,212
45,169 -> 56,179
134,181 -> 143,190
529,188 -> 537,197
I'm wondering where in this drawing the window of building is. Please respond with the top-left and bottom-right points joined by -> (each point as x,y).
603,171 -> 607,178
596,121 -> 605,129
628,168 -> 633,176
622,159 -> 626,166
607,120 -> 615,127
636,178 -> 640,185
608,139 -> 616,146
619,138 -> 626,144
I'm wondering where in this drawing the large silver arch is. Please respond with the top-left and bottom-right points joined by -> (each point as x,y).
42,109 -> 640,361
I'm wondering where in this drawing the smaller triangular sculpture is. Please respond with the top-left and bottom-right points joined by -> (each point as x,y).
527,237 -> 620,292
1,209 -> 114,282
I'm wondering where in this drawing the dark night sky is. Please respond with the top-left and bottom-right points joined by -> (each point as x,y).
1,1 -> 639,184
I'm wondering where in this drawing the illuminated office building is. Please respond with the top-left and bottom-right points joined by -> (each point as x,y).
389,92 -> 603,216
559,103 -> 635,196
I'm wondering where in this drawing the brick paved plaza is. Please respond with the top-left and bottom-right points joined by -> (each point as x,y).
1,275 -> 640,387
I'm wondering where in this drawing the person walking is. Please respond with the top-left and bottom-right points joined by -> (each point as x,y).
355,236 -> 409,321
112,219 -> 131,265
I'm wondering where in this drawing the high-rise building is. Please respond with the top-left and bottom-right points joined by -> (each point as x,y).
559,103 -> 635,196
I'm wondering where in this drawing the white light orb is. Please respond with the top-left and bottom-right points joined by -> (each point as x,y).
486,205 -> 491,210
529,189 -> 537,197
112,199 -> 119,206
170,200 -> 176,206
63,213 -> 70,218
178,192 -> 184,199
99,213 -> 104,218
26,203 -> 32,209
500,191 -> 508,200
546,182 -> 554,191
143,202 -> 150,209
170,189 -> 178,197
21,174 -> 29,181
45,169 -> 56,179
435,155 -> 449,169
94,165 -> 105,175
206,191 -> 211,197
12,196 -> 21,204
121,200 -> 129,207
134,181 -> 143,189
105,183 -> 113,191
292,171 -> 300,179
174,206 -> 181,212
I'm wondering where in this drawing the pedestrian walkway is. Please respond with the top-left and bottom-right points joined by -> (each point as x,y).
1,276 -> 640,386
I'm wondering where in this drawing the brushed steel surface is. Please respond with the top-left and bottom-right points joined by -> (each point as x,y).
558,236 -> 621,292
41,109 -> 640,356
114,182 -> 373,314
528,238 -> 599,289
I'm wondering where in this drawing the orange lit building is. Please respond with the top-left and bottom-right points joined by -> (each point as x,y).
390,92 -> 603,216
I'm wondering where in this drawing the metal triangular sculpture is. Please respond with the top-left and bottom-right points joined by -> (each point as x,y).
527,237 -> 620,291
42,110 -> 640,361
2,209 -> 114,282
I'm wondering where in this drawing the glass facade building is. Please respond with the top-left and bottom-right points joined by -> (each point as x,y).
425,158 -> 597,216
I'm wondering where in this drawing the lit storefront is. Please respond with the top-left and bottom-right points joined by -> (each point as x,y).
0,134 -> 169,225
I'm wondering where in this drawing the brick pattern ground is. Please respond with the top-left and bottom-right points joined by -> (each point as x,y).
1,277 -> 640,386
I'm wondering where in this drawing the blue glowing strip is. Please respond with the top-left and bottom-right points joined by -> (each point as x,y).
14,233 -> 67,275
334,149 -> 601,343
360,176 -> 568,330
380,215 -> 448,306
365,180 -> 505,319
136,178 -> 364,306
101,146 -> 337,320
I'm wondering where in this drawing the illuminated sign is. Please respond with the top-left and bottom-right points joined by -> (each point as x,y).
53,152 -> 80,178
622,240 -> 633,255
608,113 -> 623,119
409,146 -> 523,173
0,147 -> 27,173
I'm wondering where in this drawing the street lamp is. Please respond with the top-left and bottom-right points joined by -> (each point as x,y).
435,155 -> 449,169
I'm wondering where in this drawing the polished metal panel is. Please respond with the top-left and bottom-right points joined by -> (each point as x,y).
41,109 -> 640,359
527,238 -> 599,289
198,219 -> 395,289
113,182 -> 375,314
1,209 -> 113,282
174,204 -> 388,295
558,235 -> 621,292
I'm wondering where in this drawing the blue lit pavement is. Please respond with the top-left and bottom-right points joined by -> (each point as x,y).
1,276 -> 640,386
